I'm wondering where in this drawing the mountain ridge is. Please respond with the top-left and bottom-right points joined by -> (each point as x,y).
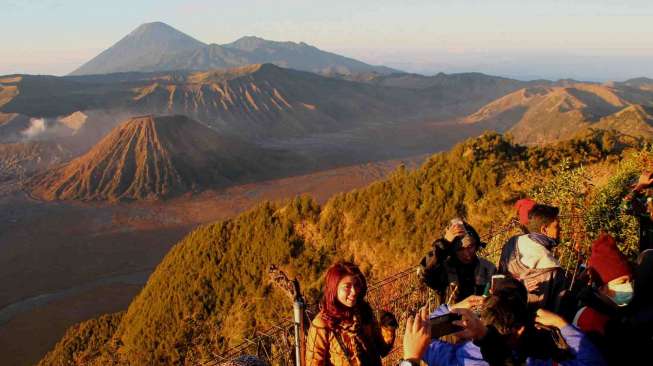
69,22 -> 397,76
463,82 -> 653,143
5,64 -> 517,140
70,22 -> 207,76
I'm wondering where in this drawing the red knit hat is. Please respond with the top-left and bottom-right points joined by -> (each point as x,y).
589,233 -> 632,284
515,198 -> 536,225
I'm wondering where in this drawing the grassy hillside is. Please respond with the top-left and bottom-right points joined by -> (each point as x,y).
39,130 -> 644,365
37,312 -> 124,366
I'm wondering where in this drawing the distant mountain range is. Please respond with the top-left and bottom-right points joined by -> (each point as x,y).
1,63 -> 543,201
69,22 -> 396,76
3,26 -> 653,203
1,63 -> 524,140
463,82 -> 653,143
8,62 -> 653,147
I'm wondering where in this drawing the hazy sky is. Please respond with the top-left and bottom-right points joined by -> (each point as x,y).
1,0 -> 652,80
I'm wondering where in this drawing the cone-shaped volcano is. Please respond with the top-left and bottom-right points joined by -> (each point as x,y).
28,115 -> 279,201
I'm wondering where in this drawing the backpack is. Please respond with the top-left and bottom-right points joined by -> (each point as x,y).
499,235 -> 567,312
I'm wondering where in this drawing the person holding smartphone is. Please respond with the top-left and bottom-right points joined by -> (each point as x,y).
400,278 -> 607,366
418,218 -> 496,305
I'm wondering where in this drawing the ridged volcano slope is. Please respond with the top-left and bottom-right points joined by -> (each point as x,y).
27,115 -> 284,201
2,64 -> 442,139
131,63 -> 433,139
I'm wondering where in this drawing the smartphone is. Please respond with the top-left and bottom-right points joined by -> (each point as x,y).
490,274 -> 506,294
428,313 -> 463,339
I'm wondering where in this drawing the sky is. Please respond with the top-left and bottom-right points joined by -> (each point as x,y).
1,0 -> 652,81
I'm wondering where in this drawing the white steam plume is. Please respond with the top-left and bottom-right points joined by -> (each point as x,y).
21,118 -> 47,139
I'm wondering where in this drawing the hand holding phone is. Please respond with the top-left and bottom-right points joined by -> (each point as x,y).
451,295 -> 484,311
450,308 -> 488,341
403,306 -> 431,361
535,309 -> 568,330
428,312 -> 463,339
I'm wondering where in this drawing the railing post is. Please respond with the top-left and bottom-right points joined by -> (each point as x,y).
292,280 -> 306,366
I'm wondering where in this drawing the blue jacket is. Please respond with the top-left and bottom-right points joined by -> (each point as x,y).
422,305 -> 607,366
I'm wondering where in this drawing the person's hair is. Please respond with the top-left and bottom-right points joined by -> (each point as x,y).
526,204 -> 560,234
320,261 -> 370,328
481,277 -> 530,335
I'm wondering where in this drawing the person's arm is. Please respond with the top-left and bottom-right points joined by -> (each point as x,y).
557,325 -> 607,366
421,340 -> 460,366
633,172 -> 653,193
621,172 -> 653,216
497,236 -> 518,275
419,224 -> 465,289
418,249 -> 443,289
401,307 -> 430,365
419,242 -> 451,291
449,307 -> 519,365
401,306 -> 483,366
535,309 -> 607,366
426,307 -> 488,365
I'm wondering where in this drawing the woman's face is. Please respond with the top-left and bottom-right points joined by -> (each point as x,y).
336,275 -> 359,308
455,244 -> 477,264
599,274 -> 634,306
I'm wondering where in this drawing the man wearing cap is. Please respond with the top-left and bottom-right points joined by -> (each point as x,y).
418,219 -> 496,305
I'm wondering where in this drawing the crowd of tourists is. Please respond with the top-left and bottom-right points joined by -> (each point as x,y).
226,172 -> 653,366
